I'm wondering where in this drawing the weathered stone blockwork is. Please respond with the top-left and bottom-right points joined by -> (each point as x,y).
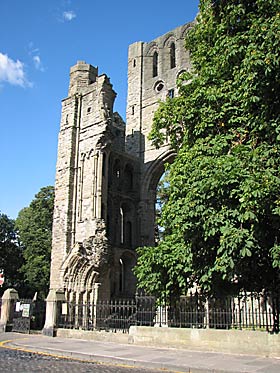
45,22 -> 193,330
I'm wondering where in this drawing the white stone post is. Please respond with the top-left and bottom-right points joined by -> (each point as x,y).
154,306 -> 169,327
205,298 -> 210,329
82,291 -> 89,330
0,288 -> 19,332
43,289 -> 66,337
93,283 -> 101,329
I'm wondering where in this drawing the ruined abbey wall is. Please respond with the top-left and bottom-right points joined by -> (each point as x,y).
47,21 -> 194,309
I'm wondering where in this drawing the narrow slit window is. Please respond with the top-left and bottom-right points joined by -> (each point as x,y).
168,89 -> 175,98
153,51 -> 158,77
170,42 -> 176,69
102,153 -> 107,176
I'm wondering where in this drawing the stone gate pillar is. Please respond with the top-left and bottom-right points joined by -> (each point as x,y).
43,289 -> 66,337
0,288 -> 19,332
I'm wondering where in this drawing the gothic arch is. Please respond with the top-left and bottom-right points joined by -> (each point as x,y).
180,23 -> 194,39
144,42 -> 158,57
61,234 -> 109,299
152,51 -> 159,77
142,149 -> 176,195
138,150 -> 176,247
170,42 -> 176,69
144,42 -> 160,80
162,33 -> 175,48
177,69 -> 187,78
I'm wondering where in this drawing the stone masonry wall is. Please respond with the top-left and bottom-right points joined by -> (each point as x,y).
49,21 -> 194,296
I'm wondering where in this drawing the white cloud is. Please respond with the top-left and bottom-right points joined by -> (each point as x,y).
33,55 -> 41,69
27,42 -> 45,72
33,55 -> 45,72
63,10 -> 76,21
0,53 -> 31,87
28,42 -> 39,55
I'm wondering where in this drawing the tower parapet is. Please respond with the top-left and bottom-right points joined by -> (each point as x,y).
68,61 -> 98,96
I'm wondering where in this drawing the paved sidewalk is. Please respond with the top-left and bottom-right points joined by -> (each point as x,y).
1,332 -> 280,372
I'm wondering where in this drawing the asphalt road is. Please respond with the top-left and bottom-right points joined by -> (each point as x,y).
0,347 -> 171,373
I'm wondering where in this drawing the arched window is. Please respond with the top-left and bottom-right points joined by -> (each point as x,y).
119,252 -> 137,296
124,221 -> 132,247
111,158 -> 121,191
153,51 -> 158,77
120,203 -> 133,247
124,164 -> 133,191
113,159 -> 121,179
119,258 -> 124,292
170,42 -> 176,69
120,206 -> 124,244
102,153 -> 107,176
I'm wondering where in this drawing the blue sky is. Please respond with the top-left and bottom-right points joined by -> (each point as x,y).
0,0 -> 199,219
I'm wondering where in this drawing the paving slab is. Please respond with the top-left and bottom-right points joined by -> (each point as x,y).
1,332 -> 280,372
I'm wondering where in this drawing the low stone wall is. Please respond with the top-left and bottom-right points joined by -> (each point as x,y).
57,327 -> 280,358
129,326 -> 280,358
57,328 -> 130,344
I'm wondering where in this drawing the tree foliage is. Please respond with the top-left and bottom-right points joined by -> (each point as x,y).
0,213 -> 24,293
15,186 -> 54,299
135,0 -> 280,298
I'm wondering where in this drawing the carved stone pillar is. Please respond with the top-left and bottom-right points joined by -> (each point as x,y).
96,150 -> 103,219
92,153 -> 98,218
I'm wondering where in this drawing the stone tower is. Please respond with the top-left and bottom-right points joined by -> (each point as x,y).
126,22 -> 193,247
44,21 -> 193,332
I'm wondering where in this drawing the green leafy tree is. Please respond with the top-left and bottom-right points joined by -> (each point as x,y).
0,213 -> 24,294
135,0 -> 280,299
16,186 -> 54,299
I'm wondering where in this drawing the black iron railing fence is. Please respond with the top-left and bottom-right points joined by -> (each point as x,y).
57,292 -> 280,333
12,299 -> 46,333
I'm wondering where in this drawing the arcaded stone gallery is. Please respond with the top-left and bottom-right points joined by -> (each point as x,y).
44,21 -> 193,332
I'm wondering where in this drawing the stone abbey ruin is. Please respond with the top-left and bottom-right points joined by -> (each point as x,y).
44,21 -> 194,331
